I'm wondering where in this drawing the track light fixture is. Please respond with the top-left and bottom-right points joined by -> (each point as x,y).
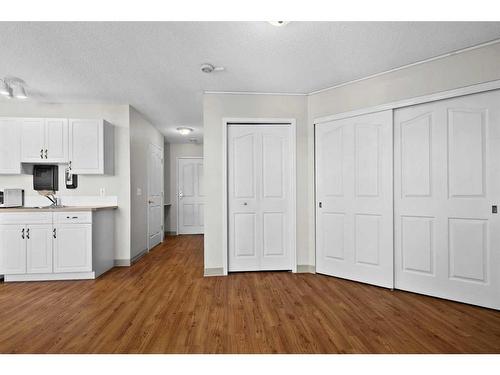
0,77 -> 29,99
0,79 -> 10,96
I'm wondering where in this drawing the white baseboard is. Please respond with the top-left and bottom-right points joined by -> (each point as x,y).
297,265 -> 316,274
204,267 -> 225,277
114,259 -> 131,267
5,272 -> 95,282
131,249 -> 148,264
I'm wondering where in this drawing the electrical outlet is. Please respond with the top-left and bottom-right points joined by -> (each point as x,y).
99,188 -> 106,197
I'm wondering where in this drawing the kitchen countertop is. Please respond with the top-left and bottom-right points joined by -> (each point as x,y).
0,205 -> 118,213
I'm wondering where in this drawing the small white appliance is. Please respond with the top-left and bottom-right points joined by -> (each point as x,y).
0,189 -> 24,208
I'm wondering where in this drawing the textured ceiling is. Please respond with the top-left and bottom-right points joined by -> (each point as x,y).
0,22 -> 499,143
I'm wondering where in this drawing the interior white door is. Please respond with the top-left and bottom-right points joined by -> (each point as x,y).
315,110 -> 393,288
45,118 -> 69,163
177,158 -> 204,235
26,224 -> 53,274
21,119 -> 45,162
228,125 -> 293,272
148,144 -> 164,249
394,90 -> 500,310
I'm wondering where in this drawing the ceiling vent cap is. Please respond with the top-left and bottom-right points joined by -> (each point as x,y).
200,63 -> 225,73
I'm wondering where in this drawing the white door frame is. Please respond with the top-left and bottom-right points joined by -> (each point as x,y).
176,156 -> 204,235
147,143 -> 164,251
222,118 -> 297,275
314,79 -> 500,125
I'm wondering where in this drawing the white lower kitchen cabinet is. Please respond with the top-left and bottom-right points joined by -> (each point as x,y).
26,224 -> 53,274
0,207 -> 116,282
53,223 -> 92,273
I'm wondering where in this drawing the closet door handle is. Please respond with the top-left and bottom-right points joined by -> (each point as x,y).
53,228 -> 57,239
26,228 -> 30,240
40,149 -> 44,159
21,228 -> 25,239
45,149 -> 48,159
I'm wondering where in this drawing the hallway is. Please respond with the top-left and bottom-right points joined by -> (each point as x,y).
0,235 -> 499,353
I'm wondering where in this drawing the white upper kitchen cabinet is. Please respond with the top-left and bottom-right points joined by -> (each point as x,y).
45,119 -> 69,163
0,119 -> 21,174
21,118 -> 69,163
69,119 -> 114,175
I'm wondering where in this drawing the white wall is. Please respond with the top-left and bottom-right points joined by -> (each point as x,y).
0,102 -> 131,262
129,106 -> 164,259
203,42 -> 500,273
202,94 -> 308,271
305,42 -> 500,268
167,143 -> 203,232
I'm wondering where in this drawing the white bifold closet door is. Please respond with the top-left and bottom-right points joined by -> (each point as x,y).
228,125 -> 292,272
394,90 -> 500,310
315,110 -> 394,288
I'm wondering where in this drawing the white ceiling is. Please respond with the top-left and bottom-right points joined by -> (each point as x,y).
0,22 -> 499,143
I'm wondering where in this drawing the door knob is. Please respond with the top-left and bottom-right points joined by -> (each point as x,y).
148,200 -> 154,204
243,202 -> 248,206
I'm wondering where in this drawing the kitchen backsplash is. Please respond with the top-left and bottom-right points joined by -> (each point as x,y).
23,195 -> 118,207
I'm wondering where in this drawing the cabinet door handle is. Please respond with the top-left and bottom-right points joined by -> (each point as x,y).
40,149 -> 44,159
21,228 -> 25,239
45,149 -> 48,159
26,228 -> 30,240
53,228 -> 57,239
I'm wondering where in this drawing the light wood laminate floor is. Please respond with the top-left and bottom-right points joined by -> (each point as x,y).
1,235 -> 499,353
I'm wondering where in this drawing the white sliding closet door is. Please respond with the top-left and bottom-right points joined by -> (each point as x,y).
394,90 -> 500,310
228,125 -> 293,272
315,110 -> 393,288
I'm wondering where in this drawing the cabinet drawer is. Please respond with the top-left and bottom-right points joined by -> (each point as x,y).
0,212 -> 53,225
54,212 -> 92,224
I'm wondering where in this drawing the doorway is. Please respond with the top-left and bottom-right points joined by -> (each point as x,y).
148,143 -> 164,250
224,119 -> 297,273
177,157 -> 204,234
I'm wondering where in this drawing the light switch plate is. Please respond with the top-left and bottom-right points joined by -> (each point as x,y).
99,188 -> 106,197
137,188 -> 142,196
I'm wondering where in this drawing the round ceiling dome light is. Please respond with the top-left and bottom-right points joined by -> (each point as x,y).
177,127 -> 194,136
200,63 -> 225,73
268,21 -> 290,27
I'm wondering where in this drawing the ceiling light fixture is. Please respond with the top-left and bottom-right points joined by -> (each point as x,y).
200,63 -> 225,74
0,79 -> 10,96
268,21 -> 290,27
11,84 -> 28,99
177,127 -> 193,135
0,77 -> 29,99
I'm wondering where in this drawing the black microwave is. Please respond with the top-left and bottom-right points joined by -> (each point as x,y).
33,165 -> 59,191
